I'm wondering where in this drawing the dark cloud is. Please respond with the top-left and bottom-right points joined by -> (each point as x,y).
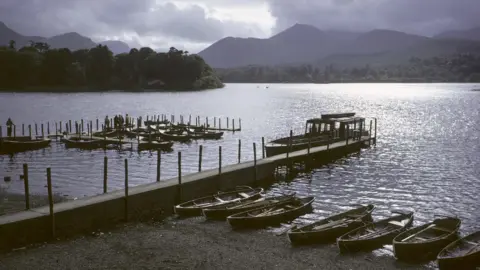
0,0 -> 266,51
267,0 -> 480,35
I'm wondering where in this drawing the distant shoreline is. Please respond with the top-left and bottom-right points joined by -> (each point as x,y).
0,85 -> 225,93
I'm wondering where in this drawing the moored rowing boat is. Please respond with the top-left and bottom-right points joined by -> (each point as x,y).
287,204 -> 375,245
337,210 -> 414,252
437,230 -> 480,270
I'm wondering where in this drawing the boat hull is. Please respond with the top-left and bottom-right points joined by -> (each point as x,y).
437,231 -> 480,270
202,195 -> 296,221
227,196 -> 314,230
393,218 -> 461,262
0,138 -> 51,154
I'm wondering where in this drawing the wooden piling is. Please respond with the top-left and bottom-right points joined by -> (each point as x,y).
13,125 -> 16,138
178,152 -> 182,203
22,123 -> 24,136
96,119 -> 99,131
47,122 -> 50,135
35,123 -> 38,135
23,164 -> 29,210
157,150 -> 161,182
374,118 -> 378,145
198,145 -> 203,172
81,119 -> 84,134
219,118 -> 221,130
238,139 -> 241,163
253,143 -> 257,181
233,119 -> 235,132
227,117 -> 229,129
55,122 -> 58,140
218,146 -> 222,174
69,120 -> 72,133
261,137 -> 265,158
124,159 -> 128,221
214,117 -> 216,127
103,156 -> 108,193
369,120 -> 373,143
41,124 -> 44,138
28,125 -> 32,138
59,121 -> 62,133
189,115 -> 191,125
46,168 -> 55,238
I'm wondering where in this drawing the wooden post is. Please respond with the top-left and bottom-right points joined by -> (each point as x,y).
214,117 -> 216,127
206,117 -> 209,127
69,120 -> 72,133
253,143 -> 257,181
369,120 -> 373,143
124,159 -> 128,221
41,123 -> 44,138
35,123 -> 38,136
47,122 -> 50,135
46,168 -> 55,238
218,146 -> 222,174
103,156 -> 108,193
90,120 -> 93,135
81,119 -> 84,134
178,152 -> 182,203
227,117 -> 229,129
346,125 -> 349,145
188,115 -> 191,125
28,125 -> 32,138
96,119 -> 99,131
262,137 -> 265,158
233,119 -> 235,132
23,164 -> 30,210
22,123 -> 24,136
55,122 -> 58,140
219,118 -> 221,130
13,125 -> 16,138
238,139 -> 241,163
198,145 -> 203,172
286,130 -> 293,159
157,150 -> 161,182
59,121 -> 62,133
374,118 -> 378,145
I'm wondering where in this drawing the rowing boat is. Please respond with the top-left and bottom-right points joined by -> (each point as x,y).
226,196 -> 315,229
187,129 -> 224,140
287,204 -> 375,245
158,130 -> 191,142
437,230 -> 480,270
138,141 -> 173,151
0,137 -> 52,154
202,193 -> 296,220
337,210 -> 414,252
63,137 -> 105,149
174,186 -> 264,217
393,217 -> 461,262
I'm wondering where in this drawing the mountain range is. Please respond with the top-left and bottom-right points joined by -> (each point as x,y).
198,24 -> 480,68
2,20 -> 480,68
0,21 -> 130,54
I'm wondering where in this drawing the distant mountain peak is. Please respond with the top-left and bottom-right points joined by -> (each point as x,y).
270,23 -> 324,41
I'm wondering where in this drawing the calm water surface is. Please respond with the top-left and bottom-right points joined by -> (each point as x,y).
1,83 -> 479,266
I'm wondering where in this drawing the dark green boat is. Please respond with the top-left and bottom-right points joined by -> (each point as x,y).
337,210 -> 414,253
393,217 -> 461,262
287,204 -> 375,245
437,230 -> 480,270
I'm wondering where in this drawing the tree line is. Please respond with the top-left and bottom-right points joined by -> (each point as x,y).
215,53 -> 480,83
0,40 -> 224,91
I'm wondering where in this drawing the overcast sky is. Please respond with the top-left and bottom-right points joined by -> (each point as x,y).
1,0 -> 479,53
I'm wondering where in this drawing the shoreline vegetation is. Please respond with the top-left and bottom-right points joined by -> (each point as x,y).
0,41 -> 224,92
216,53 -> 480,84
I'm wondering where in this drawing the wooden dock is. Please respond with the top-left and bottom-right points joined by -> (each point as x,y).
0,133 -> 375,251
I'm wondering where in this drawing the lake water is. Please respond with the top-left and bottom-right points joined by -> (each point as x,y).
1,83 -> 480,265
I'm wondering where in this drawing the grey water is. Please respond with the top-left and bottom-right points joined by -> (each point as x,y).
1,83 -> 479,266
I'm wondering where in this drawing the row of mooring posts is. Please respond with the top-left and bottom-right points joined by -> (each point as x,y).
13,118 -> 379,239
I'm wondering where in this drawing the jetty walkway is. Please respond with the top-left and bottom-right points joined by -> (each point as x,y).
0,135 -> 376,251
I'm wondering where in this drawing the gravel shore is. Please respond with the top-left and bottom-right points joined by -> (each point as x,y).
0,216 -> 433,270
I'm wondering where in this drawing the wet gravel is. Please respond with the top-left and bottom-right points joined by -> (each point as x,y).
0,217 -> 430,270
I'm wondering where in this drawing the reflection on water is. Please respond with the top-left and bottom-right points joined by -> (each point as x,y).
1,83 -> 479,266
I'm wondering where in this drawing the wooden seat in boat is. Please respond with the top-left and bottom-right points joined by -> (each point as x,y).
238,192 -> 250,198
388,220 -> 404,227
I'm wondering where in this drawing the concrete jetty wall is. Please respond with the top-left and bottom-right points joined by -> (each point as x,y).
0,137 -> 372,251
